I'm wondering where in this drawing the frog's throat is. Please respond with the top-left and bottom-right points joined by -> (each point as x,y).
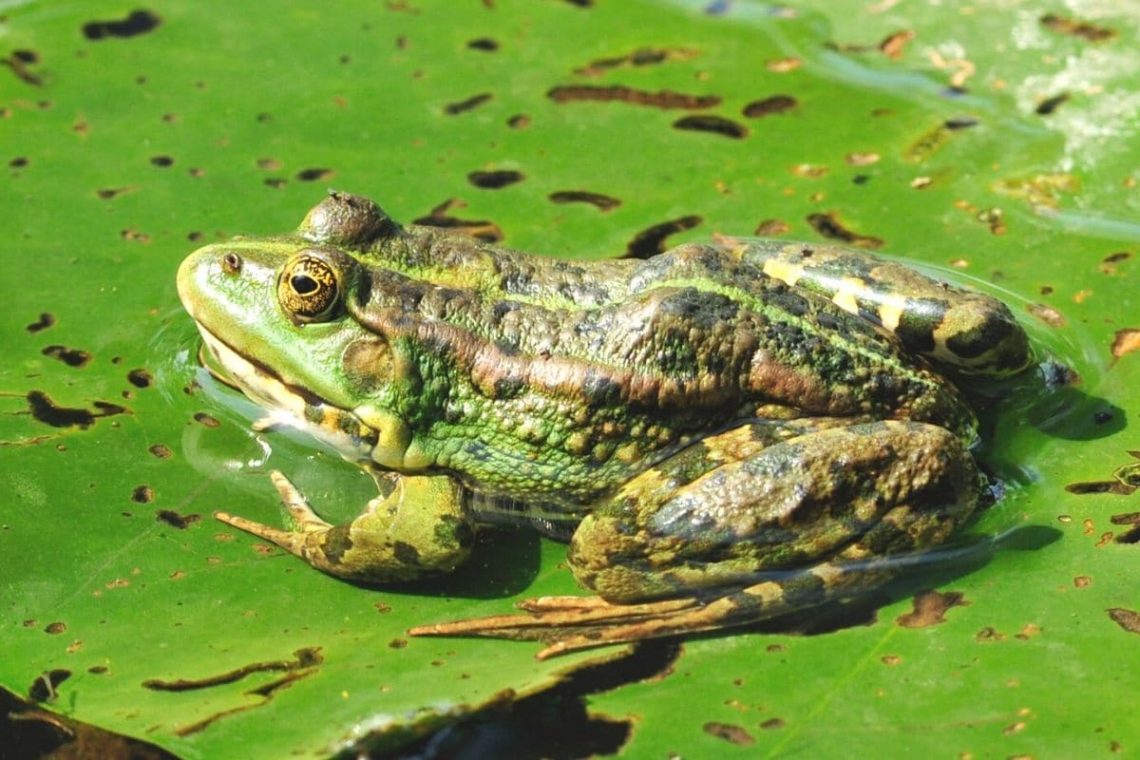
195,326 -> 414,470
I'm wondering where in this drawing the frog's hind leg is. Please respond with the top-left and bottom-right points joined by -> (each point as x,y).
409,419 -> 983,657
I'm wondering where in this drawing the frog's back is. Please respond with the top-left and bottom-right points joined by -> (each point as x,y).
357,230 -> 975,440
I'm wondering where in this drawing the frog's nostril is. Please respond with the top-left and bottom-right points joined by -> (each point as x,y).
222,252 -> 243,275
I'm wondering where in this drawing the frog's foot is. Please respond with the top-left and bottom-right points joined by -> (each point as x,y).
214,470 -> 335,559
408,582 -> 813,659
215,470 -> 474,583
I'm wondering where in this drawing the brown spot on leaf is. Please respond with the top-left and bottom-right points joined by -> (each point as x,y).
444,92 -> 493,115
574,47 -> 698,77
414,198 -> 504,243
507,113 -> 530,128
296,167 -> 334,182
624,215 -> 702,259
548,84 -> 720,110
896,589 -> 966,628
673,114 -> 747,138
149,443 -> 172,459
143,647 -> 323,691
2,49 -> 44,86
82,10 -> 162,41
26,312 -> 55,333
805,212 -> 883,248
976,626 -> 1006,642
742,95 -> 797,118
1110,328 -> 1140,360
44,622 -> 67,635
1108,608 -> 1140,634
132,486 -> 154,504
1040,13 -> 1116,43
766,57 -> 801,72
548,190 -> 621,212
1025,303 -> 1067,327
704,721 -> 755,745
156,510 -> 200,529
42,345 -> 92,368
150,155 -> 173,167
193,412 -> 220,428
754,219 -> 790,235
467,169 -> 524,189
759,717 -> 785,730
879,29 -> 915,59
1074,575 -> 1092,588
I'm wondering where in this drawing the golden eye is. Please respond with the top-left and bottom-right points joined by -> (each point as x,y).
278,253 -> 342,323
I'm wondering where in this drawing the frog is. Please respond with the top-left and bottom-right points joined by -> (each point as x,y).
176,191 -> 1033,658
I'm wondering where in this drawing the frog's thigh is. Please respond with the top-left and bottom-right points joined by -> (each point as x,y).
218,472 -> 474,583
569,420 -> 981,603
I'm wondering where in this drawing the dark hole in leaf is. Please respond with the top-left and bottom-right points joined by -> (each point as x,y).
742,94 -> 796,118
25,312 -> 55,333
467,37 -> 499,51
672,114 -> 748,138
27,391 -> 128,429
193,411 -> 220,428
82,10 -> 161,41
548,190 -> 621,212
10,156 -> 28,167
944,116 -> 979,130
42,344 -> 92,368
28,670 -> 71,702
1035,92 -> 1070,115
444,92 -> 493,115
150,155 -> 173,167
548,84 -> 720,109
806,212 -> 884,248
468,170 -> 525,189
295,167 -> 333,182
624,215 -> 702,259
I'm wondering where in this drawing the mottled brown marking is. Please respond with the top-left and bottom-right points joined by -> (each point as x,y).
672,114 -> 747,139
623,215 -> 702,259
132,486 -> 154,504
3,50 -> 43,86
507,113 -> 530,128
896,589 -> 965,628
754,219 -> 790,235
1025,302 -> 1066,327
547,84 -> 720,110
149,443 -> 172,459
1041,13 -> 1116,42
548,190 -> 621,211
805,212 -> 884,248
1108,608 -> 1140,634
704,722 -> 755,745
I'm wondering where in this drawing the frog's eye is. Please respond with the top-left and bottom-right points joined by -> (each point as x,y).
278,253 -> 343,323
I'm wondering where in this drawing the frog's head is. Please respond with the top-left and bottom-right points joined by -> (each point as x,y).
176,194 -> 423,471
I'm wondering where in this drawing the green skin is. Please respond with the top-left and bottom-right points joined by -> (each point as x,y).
177,192 -> 1033,653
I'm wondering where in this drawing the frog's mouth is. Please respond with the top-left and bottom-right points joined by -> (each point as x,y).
194,324 -> 379,462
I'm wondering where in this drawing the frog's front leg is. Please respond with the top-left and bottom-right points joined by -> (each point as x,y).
216,471 -> 474,583
409,420 -> 983,657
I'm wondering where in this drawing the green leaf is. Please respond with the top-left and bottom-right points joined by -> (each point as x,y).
2,1 -> 1137,757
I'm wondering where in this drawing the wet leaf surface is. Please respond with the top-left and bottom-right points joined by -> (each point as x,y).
2,0 -> 1138,757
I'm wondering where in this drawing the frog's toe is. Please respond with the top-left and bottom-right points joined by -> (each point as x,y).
268,470 -> 331,530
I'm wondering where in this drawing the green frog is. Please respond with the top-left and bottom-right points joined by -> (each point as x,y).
177,192 -> 1033,658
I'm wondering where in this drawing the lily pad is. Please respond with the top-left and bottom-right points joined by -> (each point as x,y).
2,1 -> 1138,757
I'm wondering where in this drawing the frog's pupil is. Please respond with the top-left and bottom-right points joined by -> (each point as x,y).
292,274 -> 319,295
